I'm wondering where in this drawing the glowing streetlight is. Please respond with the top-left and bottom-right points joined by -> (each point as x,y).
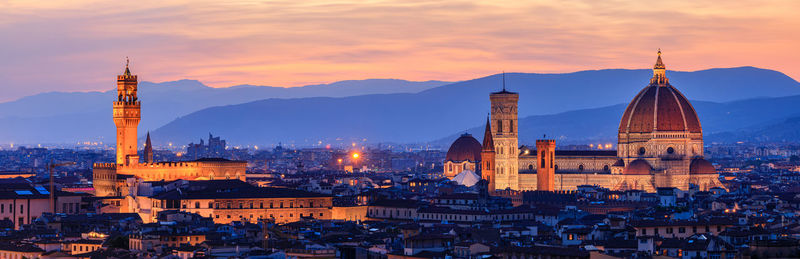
352,153 -> 360,159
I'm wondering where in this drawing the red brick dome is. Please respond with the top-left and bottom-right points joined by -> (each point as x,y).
446,133 -> 482,162
623,159 -> 652,175
690,158 -> 716,174
619,51 -> 702,134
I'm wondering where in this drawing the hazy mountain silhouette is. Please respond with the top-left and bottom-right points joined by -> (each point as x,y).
147,67 -> 800,146
0,79 -> 449,144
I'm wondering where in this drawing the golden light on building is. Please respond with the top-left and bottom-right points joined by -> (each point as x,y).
352,153 -> 360,159
337,158 -> 343,164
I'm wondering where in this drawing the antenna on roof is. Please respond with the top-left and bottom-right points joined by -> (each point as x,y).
502,71 -> 506,91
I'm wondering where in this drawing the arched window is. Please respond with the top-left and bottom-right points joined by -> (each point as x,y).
528,165 -> 533,170
667,147 -> 675,154
603,165 -> 610,171
638,147 -> 646,155
579,165 -> 584,171
554,165 -> 558,170
497,120 -> 503,133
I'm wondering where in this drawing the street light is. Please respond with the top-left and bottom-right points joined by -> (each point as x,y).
49,161 -> 76,213
351,153 -> 361,172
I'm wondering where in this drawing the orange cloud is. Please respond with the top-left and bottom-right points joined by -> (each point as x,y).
0,0 -> 799,101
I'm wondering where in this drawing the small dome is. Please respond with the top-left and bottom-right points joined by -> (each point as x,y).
452,170 -> 481,187
612,159 -> 625,167
445,133 -> 482,162
624,159 -> 652,175
690,158 -> 716,174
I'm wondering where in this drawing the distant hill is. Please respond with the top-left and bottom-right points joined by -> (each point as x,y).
0,79 -> 449,144
440,94 -> 800,147
147,67 -> 800,146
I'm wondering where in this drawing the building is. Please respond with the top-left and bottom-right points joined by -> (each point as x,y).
0,180 -> 86,229
186,133 -> 228,160
93,61 -> 247,197
444,51 -> 724,192
148,180 -> 332,224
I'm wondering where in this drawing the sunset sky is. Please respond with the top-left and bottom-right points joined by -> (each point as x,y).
1,0 -> 799,102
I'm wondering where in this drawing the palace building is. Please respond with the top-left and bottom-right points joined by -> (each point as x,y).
93,61 -> 247,197
443,51 -> 723,192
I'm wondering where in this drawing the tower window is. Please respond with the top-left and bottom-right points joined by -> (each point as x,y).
497,120 -> 503,133
667,147 -> 675,154
510,120 -> 514,133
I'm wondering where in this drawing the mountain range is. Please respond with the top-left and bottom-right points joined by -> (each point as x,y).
1,66 -> 799,146
152,67 -> 800,146
0,79 -> 449,144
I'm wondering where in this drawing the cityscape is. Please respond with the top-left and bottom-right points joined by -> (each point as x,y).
2,1 -> 800,259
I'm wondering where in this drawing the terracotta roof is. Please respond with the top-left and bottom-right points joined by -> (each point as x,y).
623,159 -> 652,175
690,158 -> 716,174
446,133 -> 482,162
619,52 -> 702,134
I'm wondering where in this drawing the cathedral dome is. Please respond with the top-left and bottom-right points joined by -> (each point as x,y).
690,158 -> 716,174
623,159 -> 652,175
446,133 -> 482,162
619,51 -> 702,134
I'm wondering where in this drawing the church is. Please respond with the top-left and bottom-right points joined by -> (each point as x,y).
93,61 -> 247,197
443,51 -> 724,192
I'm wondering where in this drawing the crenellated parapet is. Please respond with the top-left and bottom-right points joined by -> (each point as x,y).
93,163 -> 118,169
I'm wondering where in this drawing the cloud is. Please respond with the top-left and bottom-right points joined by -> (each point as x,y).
0,0 -> 799,102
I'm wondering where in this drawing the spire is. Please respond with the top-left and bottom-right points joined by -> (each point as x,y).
654,49 -> 665,69
124,57 -> 132,76
482,115 -> 494,150
143,131 -> 154,163
650,49 -> 668,85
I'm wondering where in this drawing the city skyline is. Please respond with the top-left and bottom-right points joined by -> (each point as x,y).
2,0 -> 800,102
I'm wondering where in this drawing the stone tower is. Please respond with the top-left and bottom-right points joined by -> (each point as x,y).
480,116 -> 496,192
114,59 -> 141,165
490,75 -> 519,190
536,139 -> 555,191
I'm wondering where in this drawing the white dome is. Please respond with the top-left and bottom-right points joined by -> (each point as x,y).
452,169 -> 481,187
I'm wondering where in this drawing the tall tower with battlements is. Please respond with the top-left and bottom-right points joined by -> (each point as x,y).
490,75 -> 519,190
113,59 -> 141,165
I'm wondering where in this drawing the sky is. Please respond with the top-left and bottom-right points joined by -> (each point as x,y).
1,0 -> 799,102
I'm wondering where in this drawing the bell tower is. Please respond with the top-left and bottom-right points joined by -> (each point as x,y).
113,58 -> 141,165
490,73 -> 519,190
536,139 -> 555,191
480,116 -> 496,192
